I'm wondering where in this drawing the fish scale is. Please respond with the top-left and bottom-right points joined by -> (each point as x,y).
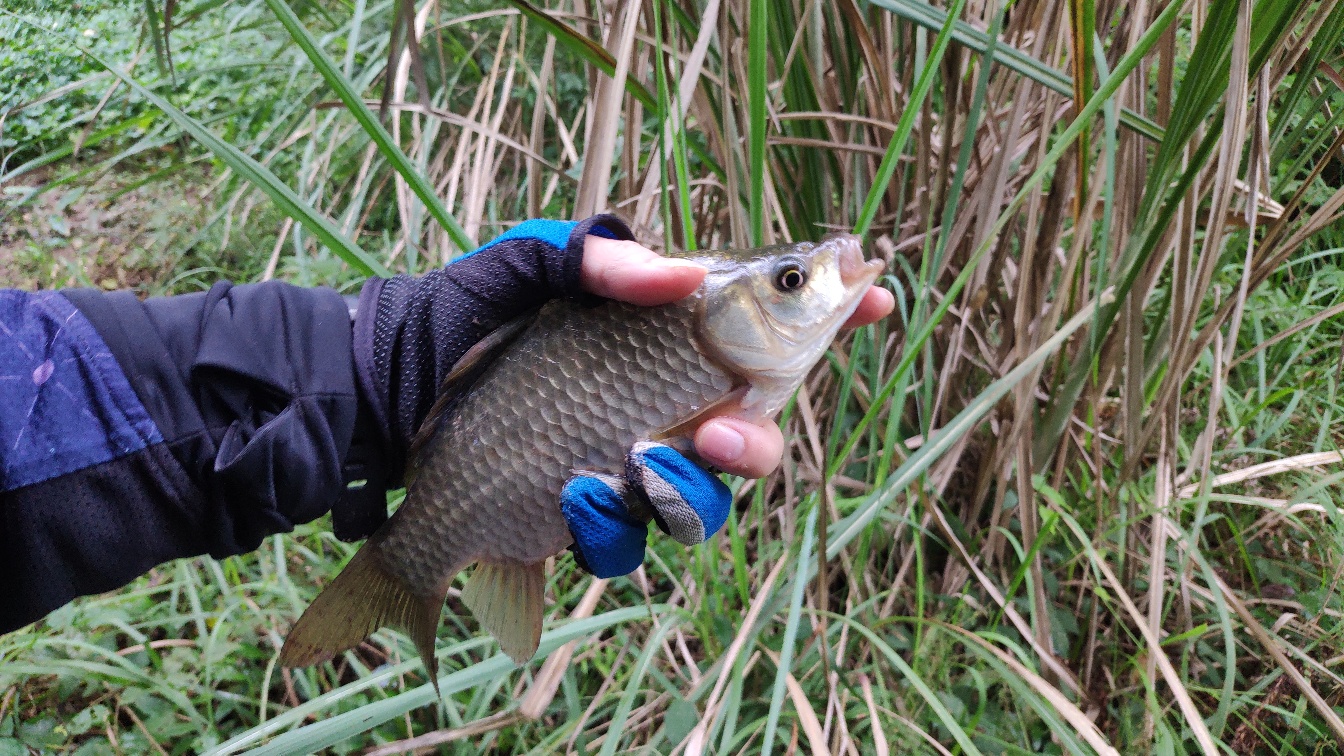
382,297 -> 737,579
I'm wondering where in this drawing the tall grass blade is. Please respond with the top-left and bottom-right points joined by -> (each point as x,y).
854,0 -> 967,237
746,0 -> 767,245
938,622 -> 1120,755
838,617 -> 985,755
1067,0 -> 1095,209
759,506 -> 817,756
597,618 -> 684,756
262,0 -> 474,256
505,0 -> 658,110
868,0 -> 1163,140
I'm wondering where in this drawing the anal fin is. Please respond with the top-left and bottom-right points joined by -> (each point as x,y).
462,561 -> 546,664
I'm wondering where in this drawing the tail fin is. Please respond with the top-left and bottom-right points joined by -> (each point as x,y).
279,544 -> 447,693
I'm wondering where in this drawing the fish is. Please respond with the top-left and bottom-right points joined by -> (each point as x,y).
278,234 -> 884,689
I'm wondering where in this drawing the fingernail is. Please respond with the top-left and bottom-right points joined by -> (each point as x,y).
698,422 -> 745,465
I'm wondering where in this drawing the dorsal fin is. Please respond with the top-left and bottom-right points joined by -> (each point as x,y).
407,312 -> 537,464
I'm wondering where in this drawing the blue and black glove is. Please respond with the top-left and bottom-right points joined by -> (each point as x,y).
356,216 -> 627,467
562,442 -> 733,578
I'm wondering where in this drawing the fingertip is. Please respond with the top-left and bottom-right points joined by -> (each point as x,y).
580,236 -> 707,305
695,417 -> 783,479
696,421 -> 745,465
648,260 -> 708,303
844,286 -> 895,329
604,261 -> 707,306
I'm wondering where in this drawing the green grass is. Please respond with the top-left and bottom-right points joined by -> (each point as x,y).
4,0 -> 1344,753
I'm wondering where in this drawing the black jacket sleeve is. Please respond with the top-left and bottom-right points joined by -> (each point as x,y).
63,281 -> 362,546
0,282 -> 357,633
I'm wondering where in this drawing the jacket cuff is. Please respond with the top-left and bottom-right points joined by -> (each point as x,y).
341,276 -> 394,540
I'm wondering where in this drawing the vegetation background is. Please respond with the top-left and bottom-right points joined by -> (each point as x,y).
2,0 -> 1344,752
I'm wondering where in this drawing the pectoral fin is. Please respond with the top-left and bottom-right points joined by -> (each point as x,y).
462,561 -> 546,664
650,386 -> 749,445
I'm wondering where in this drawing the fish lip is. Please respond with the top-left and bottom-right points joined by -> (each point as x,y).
826,234 -> 885,288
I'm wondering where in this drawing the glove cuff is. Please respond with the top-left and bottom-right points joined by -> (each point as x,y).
352,276 -> 391,451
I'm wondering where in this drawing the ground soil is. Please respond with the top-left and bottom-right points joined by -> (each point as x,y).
1,164 -> 208,291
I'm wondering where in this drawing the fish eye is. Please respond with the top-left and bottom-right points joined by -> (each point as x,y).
774,262 -> 808,292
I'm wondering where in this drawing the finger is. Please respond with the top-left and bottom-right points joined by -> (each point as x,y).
560,474 -> 647,578
628,442 -> 732,545
694,416 -> 785,479
842,286 -> 895,329
580,236 -> 707,306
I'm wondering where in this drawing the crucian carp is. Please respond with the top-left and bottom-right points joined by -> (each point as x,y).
279,235 -> 884,690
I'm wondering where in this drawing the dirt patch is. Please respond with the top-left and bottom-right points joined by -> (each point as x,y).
1,164 -> 210,292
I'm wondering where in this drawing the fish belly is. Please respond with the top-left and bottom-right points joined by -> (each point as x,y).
380,298 -> 737,594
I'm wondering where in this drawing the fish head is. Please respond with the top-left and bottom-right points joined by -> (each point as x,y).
687,234 -> 885,418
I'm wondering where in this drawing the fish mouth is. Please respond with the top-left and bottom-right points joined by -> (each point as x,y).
828,234 -> 886,289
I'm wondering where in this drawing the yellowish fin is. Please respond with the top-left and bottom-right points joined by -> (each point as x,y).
279,544 -> 447,693
462,561 -> 545,664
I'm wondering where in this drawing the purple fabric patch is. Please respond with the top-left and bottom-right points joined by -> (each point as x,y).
0,291 -> 162,492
